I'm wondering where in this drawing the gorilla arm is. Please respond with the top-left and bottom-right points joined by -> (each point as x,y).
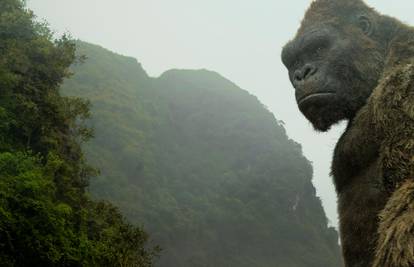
373,180 -> 414,267
370,62 -> 414,267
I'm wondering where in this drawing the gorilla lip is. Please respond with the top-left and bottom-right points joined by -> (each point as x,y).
298,92 -> 335,105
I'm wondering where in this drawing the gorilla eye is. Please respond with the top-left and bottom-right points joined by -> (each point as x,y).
306,40 -> 329,57
315,47 -> 324,55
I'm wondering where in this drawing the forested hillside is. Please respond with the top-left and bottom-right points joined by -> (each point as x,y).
62,41 -> 343,267
0,1 -> 156,266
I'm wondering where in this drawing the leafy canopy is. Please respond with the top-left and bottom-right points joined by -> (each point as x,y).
0,1 -> 158,266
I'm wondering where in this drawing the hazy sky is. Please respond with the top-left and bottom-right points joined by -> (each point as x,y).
27,0 -> 414,227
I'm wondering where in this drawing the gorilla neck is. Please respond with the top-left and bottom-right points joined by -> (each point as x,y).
332,106 -> 381,192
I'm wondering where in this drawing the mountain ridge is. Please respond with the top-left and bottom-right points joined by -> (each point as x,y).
62,40 -> 343,267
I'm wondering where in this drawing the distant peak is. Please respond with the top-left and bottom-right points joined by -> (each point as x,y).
158,69 -> 240,90
73,40 -> 149,80
160,68 -> 218,76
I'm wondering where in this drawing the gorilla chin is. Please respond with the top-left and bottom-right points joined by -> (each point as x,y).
297,93 -> 346,132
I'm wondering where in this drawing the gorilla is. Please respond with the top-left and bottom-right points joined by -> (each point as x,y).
281,0 -> 414,266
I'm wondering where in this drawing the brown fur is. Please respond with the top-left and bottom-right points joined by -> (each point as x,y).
370,63 -> 414,267
335,61 -> 414,267
282,0 -> 414,266
373,180 -> 414,267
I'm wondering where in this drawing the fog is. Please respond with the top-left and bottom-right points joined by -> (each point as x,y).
27,0 -> 414,227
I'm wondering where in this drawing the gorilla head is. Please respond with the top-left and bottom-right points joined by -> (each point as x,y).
281,0 -> 389,131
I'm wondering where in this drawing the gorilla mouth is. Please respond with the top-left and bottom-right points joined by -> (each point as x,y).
298,92 -> 335,106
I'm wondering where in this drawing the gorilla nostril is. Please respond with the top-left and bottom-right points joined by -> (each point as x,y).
294,70 -> 303,82
293,64 -> 317,84
303,67 -> 311,79
303,64 -> 317,79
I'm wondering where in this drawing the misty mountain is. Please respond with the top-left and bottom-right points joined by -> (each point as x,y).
62,41 -> 343,267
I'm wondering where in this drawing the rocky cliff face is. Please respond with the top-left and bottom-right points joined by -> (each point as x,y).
62,41 -> 343,267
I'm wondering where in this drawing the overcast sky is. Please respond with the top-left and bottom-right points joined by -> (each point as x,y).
27,0 -> 414,227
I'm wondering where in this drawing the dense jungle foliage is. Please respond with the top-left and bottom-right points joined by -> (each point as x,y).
0,1 -> 157,266
62,41 -> 343,267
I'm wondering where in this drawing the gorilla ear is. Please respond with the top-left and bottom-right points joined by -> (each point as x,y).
357,15 -> 373,36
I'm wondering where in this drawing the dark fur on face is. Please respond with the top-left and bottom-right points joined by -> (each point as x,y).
281,0 -> 386,131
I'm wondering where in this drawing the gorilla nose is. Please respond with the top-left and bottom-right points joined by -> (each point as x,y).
293,64 -> 317,84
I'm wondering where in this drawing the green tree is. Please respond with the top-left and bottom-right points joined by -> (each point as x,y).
0,1 -> 157,266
